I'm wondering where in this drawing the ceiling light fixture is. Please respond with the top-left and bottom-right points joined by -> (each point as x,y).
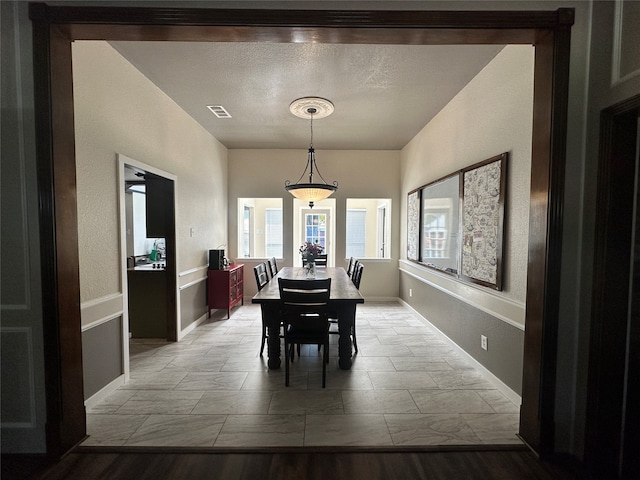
285,97 -> 338,208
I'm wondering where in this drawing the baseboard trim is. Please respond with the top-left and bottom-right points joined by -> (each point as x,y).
84,375 -> 125,409
178,312 -> 210,340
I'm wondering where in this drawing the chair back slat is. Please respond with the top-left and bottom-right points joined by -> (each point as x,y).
346,257 -> 356,277
352,263 -> 364,289
278,278 -> 331,317
267,257 -> 278,278
302,253 -> 327,267
254,263 -> 269,291
314,254 -> 328,267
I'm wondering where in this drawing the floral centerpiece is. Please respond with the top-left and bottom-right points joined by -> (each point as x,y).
299,241 -> 323,264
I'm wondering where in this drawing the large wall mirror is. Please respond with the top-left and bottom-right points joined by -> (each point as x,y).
419,174 -> 461,274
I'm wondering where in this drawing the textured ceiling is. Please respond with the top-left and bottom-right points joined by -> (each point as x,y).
108,41 -> 504,150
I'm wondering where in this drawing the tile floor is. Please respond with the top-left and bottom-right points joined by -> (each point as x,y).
83,302 -> 522,448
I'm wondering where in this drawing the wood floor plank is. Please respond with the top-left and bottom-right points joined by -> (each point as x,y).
3,449 -> 577,480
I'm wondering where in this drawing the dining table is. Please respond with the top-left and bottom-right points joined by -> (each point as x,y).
251,266 -> 364,370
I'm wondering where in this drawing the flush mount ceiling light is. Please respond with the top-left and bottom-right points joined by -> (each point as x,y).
285,97 -> 338,208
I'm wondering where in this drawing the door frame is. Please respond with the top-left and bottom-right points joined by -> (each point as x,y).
377,202 -> 388,258
585,95 -> 640,478
118,154 -> 179,380
295,199 -> 335,267
302,208 -> 331,264
29,4 -> 573,458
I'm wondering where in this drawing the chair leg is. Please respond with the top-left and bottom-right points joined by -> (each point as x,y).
352,324 -> 358,354
285,340 -> 290,387
260,322 -> 266,356
322,340 -> 328,388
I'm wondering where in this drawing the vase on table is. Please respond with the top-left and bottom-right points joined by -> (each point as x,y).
306,260 -> 316,279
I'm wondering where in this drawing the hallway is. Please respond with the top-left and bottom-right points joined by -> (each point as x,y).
83,302 -> 521,447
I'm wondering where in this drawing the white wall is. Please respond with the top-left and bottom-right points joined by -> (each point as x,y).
73,41 -> 228,319
401,44 -> 534,321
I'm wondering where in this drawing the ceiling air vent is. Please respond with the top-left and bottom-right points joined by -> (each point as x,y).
207,105 -> 232,118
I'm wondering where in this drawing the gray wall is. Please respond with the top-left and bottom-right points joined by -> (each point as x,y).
82,319 -> 123,399
399,273 -> 524,393
180,280 -> 208,331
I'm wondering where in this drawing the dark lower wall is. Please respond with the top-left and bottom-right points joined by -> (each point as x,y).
399,271 -> 524,395
82,318 -> 122,399
180,279 -> 207,332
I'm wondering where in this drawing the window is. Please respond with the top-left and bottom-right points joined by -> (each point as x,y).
293,199 -> 335,266
242,205 -> 252,258
237,198 -> 283,258
346,209 -> 366,257
345,199 -> 391,259
265,208 -> 283,257
305,212 -> 326,250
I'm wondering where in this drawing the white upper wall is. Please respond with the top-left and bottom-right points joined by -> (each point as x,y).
400,45 -> 535,318
73,41 -> 228,304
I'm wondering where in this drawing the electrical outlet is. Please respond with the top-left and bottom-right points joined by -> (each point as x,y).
481,335 -> 488,351
409,288 -> 413,297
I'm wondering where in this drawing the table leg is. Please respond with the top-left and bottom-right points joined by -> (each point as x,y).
337,303 -> 356,370
264,304 -> 281,369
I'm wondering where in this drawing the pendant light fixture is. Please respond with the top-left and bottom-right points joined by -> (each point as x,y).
285,97 -> 338,208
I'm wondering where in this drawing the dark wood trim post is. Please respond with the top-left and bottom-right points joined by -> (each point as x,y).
30,3 -> 87,457
519,9 -> 573,456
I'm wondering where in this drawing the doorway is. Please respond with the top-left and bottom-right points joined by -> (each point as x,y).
119,154 -> 178,347
294,199 -> 336,267
585,95 -> 640,479
31,5 -> 572,457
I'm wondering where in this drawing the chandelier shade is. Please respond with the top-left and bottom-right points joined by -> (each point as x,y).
285,97 -> 338,208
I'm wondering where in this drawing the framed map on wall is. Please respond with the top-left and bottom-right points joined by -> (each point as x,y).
407,189 -> 420,261
460,153 -> 507,290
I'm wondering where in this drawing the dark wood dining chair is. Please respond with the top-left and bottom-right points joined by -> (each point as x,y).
302,253 -> 327,267
327,262 -> 362,355
346,257 -> 357,278
352,262 -> 364,289
254,263 -> 270,355
278,278 -> 331,387
314,254 -> 328,267
267,257 -> 278,278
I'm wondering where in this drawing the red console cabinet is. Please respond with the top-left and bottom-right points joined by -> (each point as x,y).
207,263 -> 244,319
